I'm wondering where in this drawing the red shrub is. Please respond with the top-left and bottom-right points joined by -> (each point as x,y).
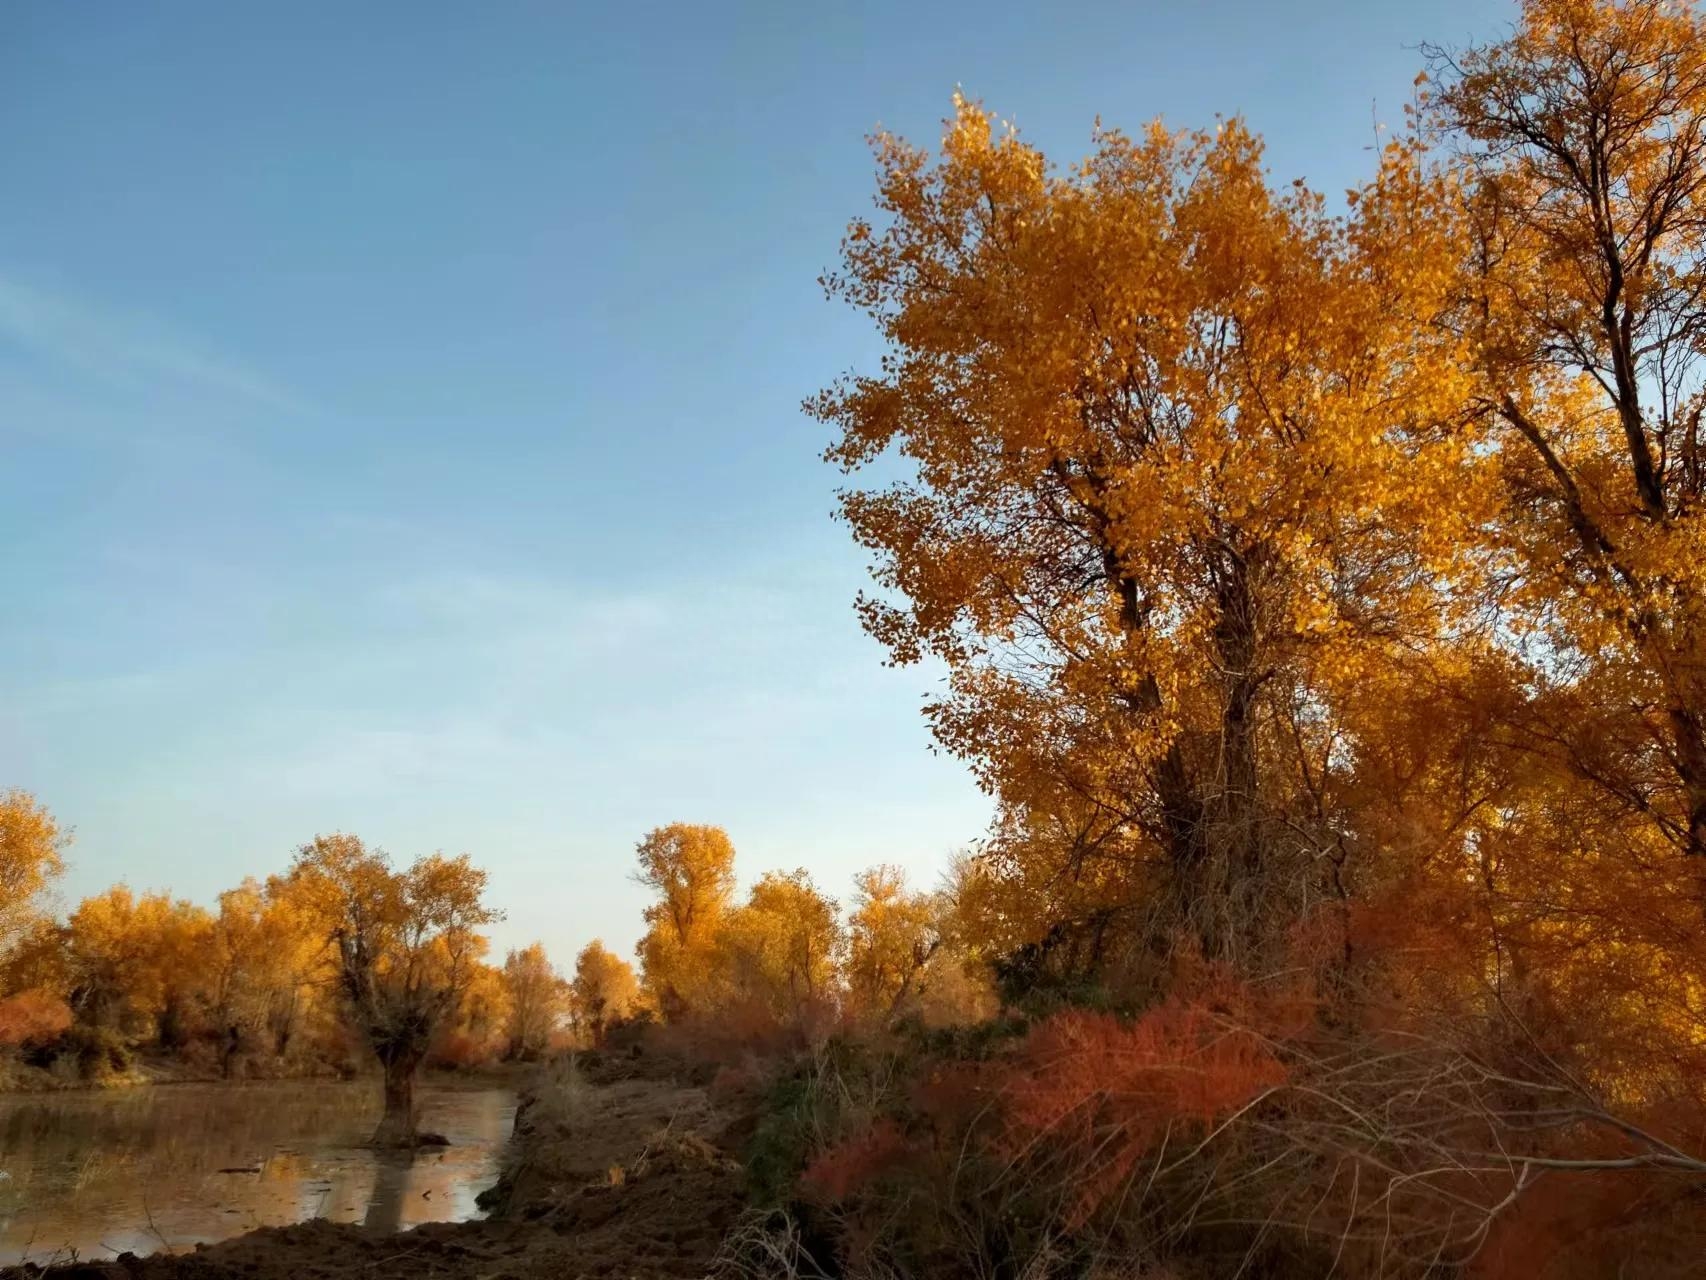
427,1029 -> 494,1069
0,989 -> 72,1048
800,1118 -> 913,1204
651,998 -> 806,1068
996,1002 -> 1287,1226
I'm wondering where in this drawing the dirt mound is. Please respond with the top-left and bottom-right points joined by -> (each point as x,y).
508,1125 -> 745,1278
11,1218 -> 540,1280
484,1066 -> 716,1216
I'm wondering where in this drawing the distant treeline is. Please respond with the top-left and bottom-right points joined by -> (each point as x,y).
0,795 -> 628,1099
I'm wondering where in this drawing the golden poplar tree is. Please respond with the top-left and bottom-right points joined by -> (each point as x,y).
290,834 -> 499,1145
502,941 -> 568,1059
0,789 -> 67,952
633,823 -> 737,1015
570,939 -> 639,1046
718,869 -> 843,1019
814,98 -> 1479,970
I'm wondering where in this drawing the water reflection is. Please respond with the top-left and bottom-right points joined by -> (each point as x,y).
0,1081 -> 515,1265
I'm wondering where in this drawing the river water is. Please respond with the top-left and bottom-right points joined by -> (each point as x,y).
0,1080 -> 517,1266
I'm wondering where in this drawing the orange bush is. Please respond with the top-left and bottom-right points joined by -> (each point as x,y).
651,996 -> 807,1068
0,988 -> 72,1048
996,1003 -> 1287,1226
800,1118 -> 913,1204
426,1029 -> 494,1070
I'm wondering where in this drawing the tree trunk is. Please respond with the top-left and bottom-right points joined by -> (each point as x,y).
371,1049 -> 421,1147
1668,701 -> 1706,863
1206,549 -> 1267,967
219,1024 -> 241,1080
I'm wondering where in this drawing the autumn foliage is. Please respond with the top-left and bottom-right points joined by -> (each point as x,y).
570,939 -> 638,1046
623,823 -> 995,1061
0,988 -> 72,1050
0,790 -> 66,951
998,1004 -> 1288,1228
768,1 -> 1706,1275
0,810 -> 582,1104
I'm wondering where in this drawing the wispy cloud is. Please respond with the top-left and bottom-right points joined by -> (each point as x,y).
0,273 -> 306,412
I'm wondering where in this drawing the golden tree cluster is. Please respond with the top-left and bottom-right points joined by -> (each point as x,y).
629,822 -> 995,1035
0,810 -> 580,1140
806,0 -> 1706,1272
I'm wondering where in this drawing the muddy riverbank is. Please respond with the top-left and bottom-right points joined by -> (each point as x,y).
8,1054 -> 748,1280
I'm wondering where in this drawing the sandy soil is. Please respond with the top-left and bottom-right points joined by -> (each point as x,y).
10,1055 -> 749,1280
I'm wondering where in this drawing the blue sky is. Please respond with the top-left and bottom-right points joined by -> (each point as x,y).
0,0 -> 1499,963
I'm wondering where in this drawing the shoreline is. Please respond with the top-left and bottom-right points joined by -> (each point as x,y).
12,1051 -> 748,1279
0,1060 -> 530,1097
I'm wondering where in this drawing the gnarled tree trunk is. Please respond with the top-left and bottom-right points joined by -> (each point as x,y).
371,1043 -> 423,1146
